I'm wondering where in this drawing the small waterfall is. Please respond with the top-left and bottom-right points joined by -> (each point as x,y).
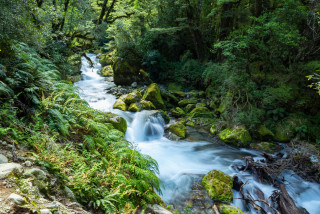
76,54 -> 320,214
124,111 -> 165,142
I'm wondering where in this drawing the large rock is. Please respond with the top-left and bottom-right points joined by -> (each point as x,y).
106,114 -> 127,133
152,110 -> 170,124
113,99 -> 127,111
24,168 -> 46,180
178,98 -> 198,107
274,113 -> 307,142
169,90 -> 186,98
8,193 -> 26,205
185,104 -> 196,113
168,122 -> 187,139
113,60 -> 141,85
141,100 -> 156,110
188,107 -> 215,118
219,127 -> 252,147
120,91 -> 142,106
128,103 -> 142,112
0,163 -> 23,179
258,125 -> 274,139
148,204 -> 172,214
99,65 -> 113,77
250,142 -> 282,153
142,83 -> 165,109
218,204 -> 244,214
171,107 -> 185,117
202,170 -> 233,202
0,154 -> 8,164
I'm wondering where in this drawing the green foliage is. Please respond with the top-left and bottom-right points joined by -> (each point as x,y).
0,42 -> 162,213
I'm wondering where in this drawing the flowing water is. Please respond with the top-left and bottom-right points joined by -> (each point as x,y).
75,54 -> 320,214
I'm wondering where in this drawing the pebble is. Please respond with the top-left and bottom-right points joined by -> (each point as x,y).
25,161 -> 32,167
8,193 -> 26,205
0,154 -> 8,164
40,209 -> 52,214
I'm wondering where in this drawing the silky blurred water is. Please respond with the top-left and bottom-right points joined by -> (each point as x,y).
75,54 -> 320,214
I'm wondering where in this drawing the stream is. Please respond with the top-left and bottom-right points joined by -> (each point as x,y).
75,54 -> 320,214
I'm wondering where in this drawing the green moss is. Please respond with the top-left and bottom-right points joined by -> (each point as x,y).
142,83 -> 165,109
258,125 -> 274,138
159,110 -> 170,124
196,103 -> 207,108
250,142 -> 282,153
113,60 -> 140,85
186,121 -> 195,127
105,114 -> 127,133
219,127 -> 252,147
217,103 -> 226,113
210,124 -> 217,135
202,170 -> 233,202
99,66 -> 113,77
128,103 -> 141,112
161,91 -> 179,105
120,92 -> 142,105
168,122 -> 187,138
113,99 -> 127,111
170,90 -> 187,98
188,107 -> 215,118
178,98 -> 198,107
219,204 -> 245,214
274,113 -> 307,142
141,100 -> 156,110
171,107 -> 185,117
184,104 -> 195,113
209,100 -> 217,110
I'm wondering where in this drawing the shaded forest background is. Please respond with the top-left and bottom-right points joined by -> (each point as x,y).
1,0 -> 320,213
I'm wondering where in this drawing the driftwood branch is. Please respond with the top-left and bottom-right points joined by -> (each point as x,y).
81,53 -> 94,68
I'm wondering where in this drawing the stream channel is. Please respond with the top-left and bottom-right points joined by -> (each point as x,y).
75,54 -> 320,214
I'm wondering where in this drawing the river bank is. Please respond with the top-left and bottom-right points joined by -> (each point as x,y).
76,54 -> 320,214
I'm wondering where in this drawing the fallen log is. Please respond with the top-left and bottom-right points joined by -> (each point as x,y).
278,184 -> 301,214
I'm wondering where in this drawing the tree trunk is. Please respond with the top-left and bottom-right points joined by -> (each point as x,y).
97,0 -> 108,24
60,0 -> 70,31
104,0 -> 117,22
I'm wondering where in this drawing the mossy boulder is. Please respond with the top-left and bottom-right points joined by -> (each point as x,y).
168,122 -> 187,139
258,125 -> 274,139
171,107 -> 186,117
188,107 -> 215,118
99,66 -> 113,77
196,103 -> 207,108
113,99 -> 127,111
141,100 -> 156,110
218,204 -> 245,214
161,91 -> 179,105
128,103 -> 142,112
186,121 -> 195,127
142,83 -> 165,109
169,90 -> 186,98
178,98 -> 198,107
106,114 -> 127,133
113,60 -> 141,85
202,170 -> 233,202
274,113 -> 308,142
210,124 -> 217,135
159,111 -> 170,124
120,92 -> 142,106
185,104 -> 196,113
219,127 -> 252,147
250,142 -> 282,153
